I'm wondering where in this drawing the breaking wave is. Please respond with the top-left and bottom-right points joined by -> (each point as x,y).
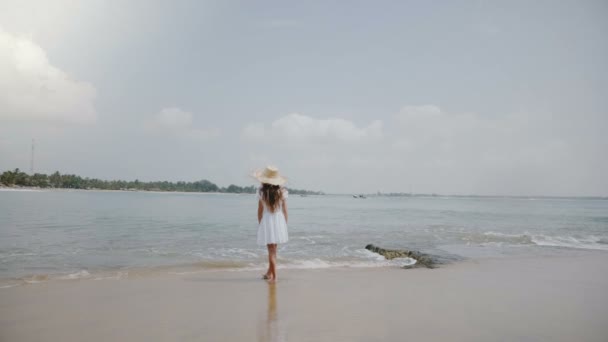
472,232 -> 608,251
530,235 -> 608,251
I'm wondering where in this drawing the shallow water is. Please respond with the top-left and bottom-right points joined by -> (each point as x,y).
0,189 -> 607,281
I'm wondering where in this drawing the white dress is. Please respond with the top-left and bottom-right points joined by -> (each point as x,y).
257,187 -> 289,246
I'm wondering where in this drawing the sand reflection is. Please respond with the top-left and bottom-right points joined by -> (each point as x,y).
258,282 -> 287,342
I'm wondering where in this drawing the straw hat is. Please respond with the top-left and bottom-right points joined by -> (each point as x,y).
253,166 -> 287,186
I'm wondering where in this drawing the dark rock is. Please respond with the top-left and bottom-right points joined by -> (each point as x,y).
365,244 -> 436,269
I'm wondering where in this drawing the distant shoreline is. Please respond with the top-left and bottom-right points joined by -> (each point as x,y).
0,168 -> 324,196
0,184 -> 605,200
0,186 -> 243,195
0,185 -> 326,196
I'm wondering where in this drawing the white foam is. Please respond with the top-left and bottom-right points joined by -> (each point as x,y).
531,235 -> 608,251
480,231 -> 608,251
464,231 -> 534,245
483,232 -> 525,238
93,271 -> 128,280
212,256 -> 416,271
389,257 -> 417,267
277,256 -> 417,270
23,279 -> 47,284
354,248 -> 387,261
271,248 -> 417,269
281,258 -> 333,269
482,232 -> 532,241
59,270 -> 91,280
292,235 -> 327,245
0,252 -> 37,260
295,236 -> 317,244
194,248 -> 260,259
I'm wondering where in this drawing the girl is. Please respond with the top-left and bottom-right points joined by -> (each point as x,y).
254,166 -> 289,282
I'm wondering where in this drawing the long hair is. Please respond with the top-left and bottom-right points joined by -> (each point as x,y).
260,183 -> 283,213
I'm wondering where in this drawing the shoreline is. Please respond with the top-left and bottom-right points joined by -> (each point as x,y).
2,248 -> 606,290
1,253 -> 607,341
0,255 -> 425,290
0,186 -> 252,195
1,185 -> 606,200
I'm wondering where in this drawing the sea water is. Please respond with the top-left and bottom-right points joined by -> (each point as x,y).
0,190 -> 607,283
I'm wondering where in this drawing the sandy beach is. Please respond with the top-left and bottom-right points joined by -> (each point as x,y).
1,252 -> 607,342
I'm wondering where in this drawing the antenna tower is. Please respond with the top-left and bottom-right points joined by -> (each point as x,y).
30,139 -> 35,174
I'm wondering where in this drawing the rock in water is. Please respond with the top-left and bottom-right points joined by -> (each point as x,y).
365,244 -> 436,269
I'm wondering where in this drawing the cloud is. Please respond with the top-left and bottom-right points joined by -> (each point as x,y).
0,27 -> 96,124
392,105 -> 480,153
392,105 -> 564,162
152,107 -> 193,128
238,106 -> 604,195
243,113 -> 383,144
147,107 -> 220,140
240,113 -> 385,192
384,104 -> 599,195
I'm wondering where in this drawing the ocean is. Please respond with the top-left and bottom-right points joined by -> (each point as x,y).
1,189 -> 607,285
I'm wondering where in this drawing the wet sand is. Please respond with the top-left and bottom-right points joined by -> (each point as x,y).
1,252 -> 607,341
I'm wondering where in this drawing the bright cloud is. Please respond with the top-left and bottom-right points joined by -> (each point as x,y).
241,113 -> 386,192
0,28 -> 96,124
243,113 -> 383,143
153,107 -> 194,128
392,105 -> 562,161
392,105 -> 481,152
147,107 -> 220,140
239,106 -> 593,195
384,105 -> 590,195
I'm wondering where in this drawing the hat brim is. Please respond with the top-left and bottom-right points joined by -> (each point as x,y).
252,171 -> 287,186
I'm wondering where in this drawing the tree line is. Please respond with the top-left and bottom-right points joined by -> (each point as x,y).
0,168 -> 324,195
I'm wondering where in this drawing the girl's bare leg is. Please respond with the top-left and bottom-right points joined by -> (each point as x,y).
264,244 -> 272,279
269,244 -> 277,282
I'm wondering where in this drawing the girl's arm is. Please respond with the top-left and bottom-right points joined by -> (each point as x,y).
281,199 -> 288,223
258,200 -> 263,224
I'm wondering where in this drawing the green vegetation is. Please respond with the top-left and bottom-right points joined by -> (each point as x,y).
0,168 -> 324,195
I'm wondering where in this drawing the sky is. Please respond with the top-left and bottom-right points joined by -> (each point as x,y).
0,0 -> 606,196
